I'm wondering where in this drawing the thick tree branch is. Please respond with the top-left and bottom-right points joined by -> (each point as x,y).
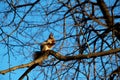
49,48 -> 120,61
0,51 -> 49,75
0,48 -> 120,75
97,0 -> 113,26
19,64 -> 37,80
18,51 -> 49,80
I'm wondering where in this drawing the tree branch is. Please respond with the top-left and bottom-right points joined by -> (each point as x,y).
13,0 -> 39,8
19,64 -> 37,80
0,48 -> 120,75
108,66 -> 120,80
0,51 -> 49,75
97,0 -> 113,26
49,48 -> 120,61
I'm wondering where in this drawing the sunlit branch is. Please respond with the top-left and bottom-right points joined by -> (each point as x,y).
50,48 -> 120,61
0,48 -> 120,75
0,52 -> 49,74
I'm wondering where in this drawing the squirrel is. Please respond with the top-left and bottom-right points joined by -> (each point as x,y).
19,33 -> 56,80
34,33 -> 55,60
40,33 -> 56,51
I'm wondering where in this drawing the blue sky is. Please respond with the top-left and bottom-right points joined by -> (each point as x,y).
0,0 -> 120,80
0,0 -> 66,80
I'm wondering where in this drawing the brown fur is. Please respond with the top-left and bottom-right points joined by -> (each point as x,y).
41,33 -> 55,51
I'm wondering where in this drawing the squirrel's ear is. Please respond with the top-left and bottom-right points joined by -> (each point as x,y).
50,32 -> 53,36
49,33 -> 54,38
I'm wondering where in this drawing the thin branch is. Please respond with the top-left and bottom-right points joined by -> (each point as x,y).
108,66 -> 120,80
13,0 -> 39,8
